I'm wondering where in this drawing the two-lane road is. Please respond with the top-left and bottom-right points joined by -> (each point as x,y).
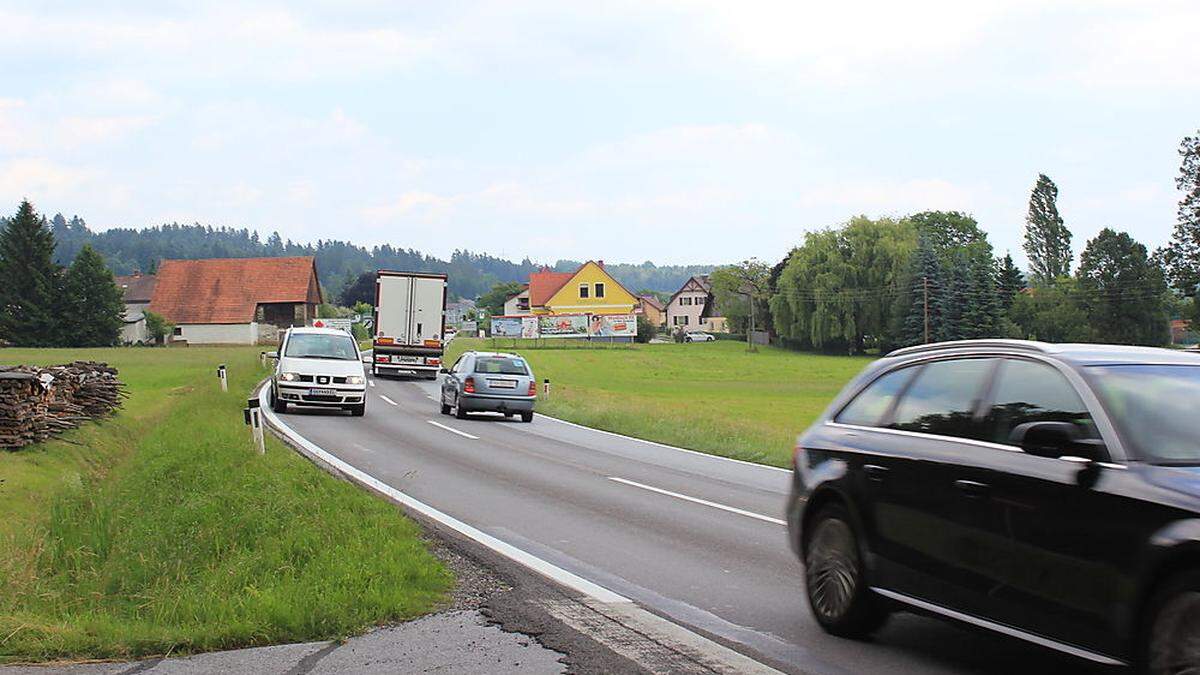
279,376 -> 1109,675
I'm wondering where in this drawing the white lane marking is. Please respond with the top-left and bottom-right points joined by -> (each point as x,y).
538,414 -> 791,474
369,379 -> 375,387
427,420 -> 479,440
607,477 -> 786,526
257,384 -> 627,604
379,395 -> 398,406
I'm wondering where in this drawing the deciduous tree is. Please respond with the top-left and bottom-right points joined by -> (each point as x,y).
1076,229 -> 1170,346
1023,174 -> 1073,283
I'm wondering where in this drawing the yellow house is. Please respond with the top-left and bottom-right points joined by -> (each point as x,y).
525,261 -> 637,316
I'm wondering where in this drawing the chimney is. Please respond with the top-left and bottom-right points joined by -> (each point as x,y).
597,260 -> 604,268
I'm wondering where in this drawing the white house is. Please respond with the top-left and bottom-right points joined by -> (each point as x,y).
665,275 -> 726,333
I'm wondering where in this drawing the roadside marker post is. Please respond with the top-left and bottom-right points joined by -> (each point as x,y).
259,351 -> 267,367
217,364 -> 228,392
245,396 -> 265,454
543,378 -> 551,399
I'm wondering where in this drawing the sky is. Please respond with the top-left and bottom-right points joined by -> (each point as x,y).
1,1 -> 1198,268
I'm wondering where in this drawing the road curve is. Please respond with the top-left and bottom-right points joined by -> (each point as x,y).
275,375 -> 1111,675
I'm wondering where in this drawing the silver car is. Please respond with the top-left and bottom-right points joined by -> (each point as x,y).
440,351 -> 536,422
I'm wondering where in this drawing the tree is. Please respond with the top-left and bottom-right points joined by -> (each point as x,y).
1076,228 -> 1170,346
477,281 -> 525,318
1163,132 -> 1200,299
996,252 -> 1026,309
144,310 -> 174,344
1009,278 -> 1091,343
61,245 -> 126,346
0,201 -> 63,346
1023,174 -> 1073,283
897,235 -> 944,346
338,272 -> 376,307
710,259 -> 772,341
634,314 -> 655,343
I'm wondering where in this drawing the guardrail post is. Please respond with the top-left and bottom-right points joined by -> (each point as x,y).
217,364 -> 228,392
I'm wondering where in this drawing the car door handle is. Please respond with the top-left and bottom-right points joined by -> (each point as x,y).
863,464 -> 889,482
954,479 -> 990,498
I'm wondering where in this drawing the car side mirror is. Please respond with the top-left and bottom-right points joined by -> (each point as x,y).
362,355 -> 372,363
440,367 -> 451,374
1009,421 -> 1106,462
265,351 -> 279,359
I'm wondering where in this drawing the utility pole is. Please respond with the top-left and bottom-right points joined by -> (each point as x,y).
923,276 -> 930,344
748,291 -> 756,353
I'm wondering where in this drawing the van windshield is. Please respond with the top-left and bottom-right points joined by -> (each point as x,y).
474,357 -> 529,375
285,333 -> 358,360
1090,365 -> 1200,464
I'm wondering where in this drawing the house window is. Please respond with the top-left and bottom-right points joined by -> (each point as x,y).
173,326 -> 182,336
680,297 -> 692,306
594,283 -> 605,299
674,315 -> 689,326
579,284 -> 590,299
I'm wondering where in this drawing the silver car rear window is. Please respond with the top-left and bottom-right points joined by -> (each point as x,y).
474,357 -> 529,375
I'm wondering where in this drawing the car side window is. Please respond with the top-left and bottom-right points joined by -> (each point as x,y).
983,359 -> 1098,445
889,358 -> 996,439
835,367 -> 917,427
455,356 -> 472,374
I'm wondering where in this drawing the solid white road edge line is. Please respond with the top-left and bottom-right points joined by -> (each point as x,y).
426,420 -> 479,440
379,395 -> 398,406
258,385 -> 625,603
535,412 -> 792,474
260,384 -> 785,675
608,476 -> 786,526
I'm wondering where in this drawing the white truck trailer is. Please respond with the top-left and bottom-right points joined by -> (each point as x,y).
372,271 -> 448,379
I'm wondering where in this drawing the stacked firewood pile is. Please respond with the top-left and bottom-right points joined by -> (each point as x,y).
0,361 -> 126,449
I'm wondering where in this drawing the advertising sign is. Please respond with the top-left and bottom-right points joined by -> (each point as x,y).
538,314 -> 589,338
588,313 -> 637,337
311,318 -> 354,333
460,320 -> 478,334
521,316 -> 539,339
490,316 -> 524,338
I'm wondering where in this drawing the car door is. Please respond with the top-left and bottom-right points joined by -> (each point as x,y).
442,354 -> 469,401
828,357 -> 1003,613
968,357 -> 1138,655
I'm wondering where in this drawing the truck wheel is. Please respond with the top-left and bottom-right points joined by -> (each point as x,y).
521,411 -> 534,423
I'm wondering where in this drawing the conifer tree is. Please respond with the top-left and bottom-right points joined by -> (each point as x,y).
0,200 -> 63,346
996,253 -> 1026,308
900,236 -> 943,346
1163,132 -> 1200,299
62,244 -> 126,346
1023,174 -> 1073,283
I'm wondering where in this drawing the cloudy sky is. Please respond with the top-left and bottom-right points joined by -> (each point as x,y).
2,1 -> 1197,266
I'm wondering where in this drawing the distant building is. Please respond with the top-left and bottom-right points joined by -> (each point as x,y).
508,262 -> 637,316
446,299 -> 476,327
665,275 -> 725,333
1171,319 -> 1198,346
635,294 -> 666,327
114,272 -> 157,344
148,257 -> 322,345
503,285 -> 530,315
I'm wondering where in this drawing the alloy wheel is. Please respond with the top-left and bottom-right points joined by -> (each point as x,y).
1149,591 -> 1200,675
806,517 -> 860,622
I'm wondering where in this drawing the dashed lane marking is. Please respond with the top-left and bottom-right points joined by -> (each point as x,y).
607,476 -> 786,526
427,420 -> 479,440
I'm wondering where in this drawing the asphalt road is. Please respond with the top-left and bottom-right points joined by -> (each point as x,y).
278,375 -> 1114,675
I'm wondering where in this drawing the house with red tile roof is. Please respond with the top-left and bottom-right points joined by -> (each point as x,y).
502,262 -> 637,317
147,257 -> 322,344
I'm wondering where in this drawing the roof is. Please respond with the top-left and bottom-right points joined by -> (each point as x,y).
148,257 -> 321,325
668,274 -> 713,305
528,270 -> 574,307
886,339 -> 1200,366
114,274 -> 157,303
638,295 -> 665,311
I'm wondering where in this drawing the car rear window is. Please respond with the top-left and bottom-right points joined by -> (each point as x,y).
474,357 -> 529,375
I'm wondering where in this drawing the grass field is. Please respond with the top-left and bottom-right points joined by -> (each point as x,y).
0,347 -> 450,664
446,338 -> 871,467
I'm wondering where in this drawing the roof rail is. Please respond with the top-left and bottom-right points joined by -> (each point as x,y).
886,339 -> 1051,358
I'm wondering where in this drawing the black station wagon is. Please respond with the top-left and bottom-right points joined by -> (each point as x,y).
787,339 -> 1200,671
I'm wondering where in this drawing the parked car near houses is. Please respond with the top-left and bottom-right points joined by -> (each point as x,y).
788,339 -> 1200,671
268,327 -> 368,416
684,331 -> 716,342
440,351 -> 536,422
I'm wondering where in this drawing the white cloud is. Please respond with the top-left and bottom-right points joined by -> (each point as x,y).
0,158 -> 95,201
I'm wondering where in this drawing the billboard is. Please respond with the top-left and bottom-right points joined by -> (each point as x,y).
588,314 -> 637,338
310,318 -> 354,333
520,316 -> 539,339
538,314 -> 589,338
490,316 -> 524,338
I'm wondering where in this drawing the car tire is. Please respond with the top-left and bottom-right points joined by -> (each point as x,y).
270,387 -> 287,414
521,411 -> 533,423
804,504 -> 889,638
440,398 -> 452,415
454,397 -> 468,419
350,402 -> 365,417
1142,571 -> 1200,674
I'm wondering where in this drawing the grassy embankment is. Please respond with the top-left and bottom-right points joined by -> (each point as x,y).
0,347 -> 450,664
446,338 -> 870,467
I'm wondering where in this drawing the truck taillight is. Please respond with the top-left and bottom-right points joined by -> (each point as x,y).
376,337 -> 394,345
423,339 -> 441,348
464,377 -> 475,394
376,354 -> 388,362
427,358 -> 441,366
528,381 -> 537,396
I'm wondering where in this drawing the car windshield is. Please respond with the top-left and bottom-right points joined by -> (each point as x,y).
474,356 -> 529,375
284,333 -> 358,360
1090,364 -> 1200,464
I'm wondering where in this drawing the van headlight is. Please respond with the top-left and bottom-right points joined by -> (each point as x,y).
279,372 -> 300,382
345,375 -> 365,385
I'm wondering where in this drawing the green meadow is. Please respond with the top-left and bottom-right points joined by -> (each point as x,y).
0,346 -> 449,664
447,338 -> 870,467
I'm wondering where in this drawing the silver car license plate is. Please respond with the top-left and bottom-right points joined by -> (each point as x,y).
488,379 -> 517,389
